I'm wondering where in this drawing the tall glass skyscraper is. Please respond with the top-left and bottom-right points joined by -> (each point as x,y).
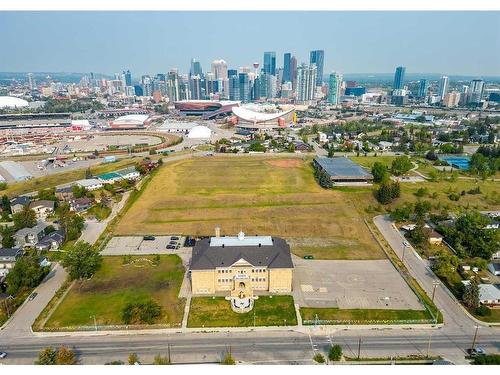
297,63 -> 317,104
328,72 -> 343,105
468,79 -> 484,104
190,58 -> 203,78
418,79 -> 428,97
393,66 -> 406,90
263,52 -> 276,76
309,50 -> 324,86
123,70 -> 132,86
283,53 -> 291,83
438,75 -> 449,100
238,73 -> 250,103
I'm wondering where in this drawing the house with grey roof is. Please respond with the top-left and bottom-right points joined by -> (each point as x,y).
14,222 -> 48,248
10,196 -> 31,214
189,231 -> 294,295
0,247 -> 23,279
35,229 -> 65,251
29,200 -> 55,220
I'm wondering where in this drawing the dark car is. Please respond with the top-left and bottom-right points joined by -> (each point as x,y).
467,347 -> 486,356
184,236 -> 196,247
303,255 -> 314,260
170,236 -> 180,241
169,240 -> 177,245
143,235 -> 155,241
166,245 -> 176,250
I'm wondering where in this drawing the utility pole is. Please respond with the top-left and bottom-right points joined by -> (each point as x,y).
357,338 -> 361,360
470,325 -> 479,351
431,281 -> 440,303
168,343 -> 171,364
91,315 -> 97,331
426,331 -> 433,358
253,307 -> 256,327
401,242 -> 408,263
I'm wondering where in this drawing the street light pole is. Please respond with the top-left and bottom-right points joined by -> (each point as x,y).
470,325 -> 480,351
426,331 -> 433,358
357,338 -> 361,360
431,281 -> 440,303
90,315 -> 97,331
401,243 -> 407,263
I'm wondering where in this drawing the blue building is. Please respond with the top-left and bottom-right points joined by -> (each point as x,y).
418,79 -> 428,97
238,73 -> 250,103
393,66 -> 406,90
283,53 -> 291,83
263,52 -> 276,76
310,50 -> 325,86
345,86 -> 366,96
229,75 -> 239,101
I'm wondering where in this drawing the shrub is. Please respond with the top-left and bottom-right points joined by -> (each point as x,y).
328,344 -> 342,361
128,353 -> 140,365
313,353 -> 325,363
475,305 -> 491,317
448,193 -> 460,201
122,299 -> 162,325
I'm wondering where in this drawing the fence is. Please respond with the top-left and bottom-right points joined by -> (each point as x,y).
303,319 -> 435,326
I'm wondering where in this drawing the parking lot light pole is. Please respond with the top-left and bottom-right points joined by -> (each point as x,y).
470,325 -> 479,351
431,281 -> 440,303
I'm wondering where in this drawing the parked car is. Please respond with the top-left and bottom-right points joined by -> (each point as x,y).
467,347 -> 486,356
0,352 -> 7,359
143,235 -> 155,241
170,236 -> 180,241
169,241 -> 177,245
28,292 -> 38,301
166,245 -> 176,250
303,255 -> 314,260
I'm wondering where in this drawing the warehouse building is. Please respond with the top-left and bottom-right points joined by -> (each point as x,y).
313,157 -> 373,185
189,231 -> 294,297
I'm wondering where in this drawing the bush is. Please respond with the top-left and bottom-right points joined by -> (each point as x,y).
472,354 -> 500,365
475,305 -> 492,317
414,187 -> 429,198
328,344 -> 342,361
128,353 -> 140,365
448,193 -> 460,201
122,299 -> 162,325
313,353 -> 325,363
153,354 -> 171,365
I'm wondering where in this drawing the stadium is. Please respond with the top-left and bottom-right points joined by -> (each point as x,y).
107,114 -> 151,130
173,100 -> 240,119
231,104 -> 296,130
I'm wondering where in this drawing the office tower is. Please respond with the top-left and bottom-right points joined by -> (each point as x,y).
141,75 -> 153,96
238,73 -> 250,103
280,81 -> 293,99
438,75 -> 449,100
190,58 -> 203,78
229,75 -> 239,101
27,73 -> 35,90
190,75 -> 202,100
283,53 -> 292,83
327,72 -> 343,105
211,59 -> 228,80
276,68 -> 284,86
166,70 -> 179,102
179,75 -> 191,101
228,69 -> 237,78
393,66 -> 406,90
263,52 -> 276,76
443,92 -> 461,107
468,79 -> 484,104
296,63 -> 317,104
309,50 -> 325,86
418,79 -> 428,97
123,70 -> 132,86
290,56 -> 298,91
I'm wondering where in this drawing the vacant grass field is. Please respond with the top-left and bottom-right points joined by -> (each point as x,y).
115,156 -> 384,260
187,295 -> 297,327
300,307 -> 431,323
45,255 -> 185,328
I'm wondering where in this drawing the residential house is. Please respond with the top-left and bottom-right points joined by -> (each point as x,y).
378,141 -> 393,151
70,197 -> 94,212
55,185 -> 74,201
35,229 -> 65,252
29,200 -> 55,220
478,284 -> 500,307
10,196 -> 30,214
14,222 -> 48,248
0,247 -> 23,279
75,178 -> 103,191
428,230 -> 444,245
488,262 -> 500,276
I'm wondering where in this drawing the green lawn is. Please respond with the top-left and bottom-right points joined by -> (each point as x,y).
472,307 -> 500,323
87,203 -> 112,221
300,307 -> 432,324
44,255 -> 186,329
187,295 -> 297,327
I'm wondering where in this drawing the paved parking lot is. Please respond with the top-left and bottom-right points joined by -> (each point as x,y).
102,235 -> 185,255
292,257 -> 424,310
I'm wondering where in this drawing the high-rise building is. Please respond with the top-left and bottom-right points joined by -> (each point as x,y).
418,79 -> 428,97
468,79 -> 484,104
123,70 -> 132,86
190,75 -> 202,100
438,75 -> 449,101
443,91 -> 461,107
327,72 -> 343,105
309,50 -> 325,86
296,63 -> 317,104
141,75 -> 153,96
229,75 -> 239,101
283,53 -> 292,83
393,66 -> 406,90
290,56 -> 298,91
27,73 -> 35,90
238,73 -> 250,103
190,58 -> 203,78
211,60 -> 228,80
167,70 -> 180,102
263,52 -> 276,76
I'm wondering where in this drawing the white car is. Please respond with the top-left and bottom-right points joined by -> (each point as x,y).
0,352 -> 7,359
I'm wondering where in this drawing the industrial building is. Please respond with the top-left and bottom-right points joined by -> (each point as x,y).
190,231 -> 294,296
0,161 -> 33,181
313,157 -> 374,184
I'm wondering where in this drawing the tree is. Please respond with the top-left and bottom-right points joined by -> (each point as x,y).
36,347 -> 57,365
462,279 -> 480,309
391,156 -> 413,176
328,344 -> 342,361
62,241 -> 102,281
12,205 -> 37,230
1,225 -> 15,248
128,353 -> 140,365
121,299 -> 162,324
248,142 -> 266,152
55,346 -> 77,365
153,354 -> 171,365
85,168 -> 93,179
1,194 -> 11,213
313,353 -> 325,363
371,162 -> 389,183
414,200 -> 432,221
37,188 -> 57,201
314,167 -> 332,189
375,181 -> 400,204
57,202 -> 85,240
390,202 -> 414,222
72,184 -> 87,199
432,251 -> 459,280
6,254 -> 50,295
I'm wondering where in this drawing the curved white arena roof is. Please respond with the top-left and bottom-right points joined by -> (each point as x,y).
112,114 -> 149,124
232,106 -> 294,123
0,96 -> 29,109
187,125 -> 212,139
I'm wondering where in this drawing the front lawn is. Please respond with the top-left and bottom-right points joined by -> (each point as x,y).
44,255 -> 185,329
187,295 -> 297,328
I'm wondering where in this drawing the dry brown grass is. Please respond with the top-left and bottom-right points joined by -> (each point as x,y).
115,156 -> 384,260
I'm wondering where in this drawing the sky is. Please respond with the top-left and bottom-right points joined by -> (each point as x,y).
0,11 -> 499,77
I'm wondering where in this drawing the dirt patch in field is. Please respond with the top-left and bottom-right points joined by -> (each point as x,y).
266,159 -> 302,168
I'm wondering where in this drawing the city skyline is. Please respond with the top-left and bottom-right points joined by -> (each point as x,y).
0,11 -> 499,76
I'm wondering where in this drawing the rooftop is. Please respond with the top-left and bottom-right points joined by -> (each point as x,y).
479,284 -> 500,301
314,157 -> 373,179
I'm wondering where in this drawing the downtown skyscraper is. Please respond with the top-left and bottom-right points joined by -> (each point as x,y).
438,75 -> 449,101
393,66 -> 406,90
296,63 -> 317,104
263,51 -> 276,76
309,50 -> 324,86
283,52 -> 292,83
328,72 -> 343,105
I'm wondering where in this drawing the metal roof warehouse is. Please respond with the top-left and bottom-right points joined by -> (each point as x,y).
313,157 -> 374,183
